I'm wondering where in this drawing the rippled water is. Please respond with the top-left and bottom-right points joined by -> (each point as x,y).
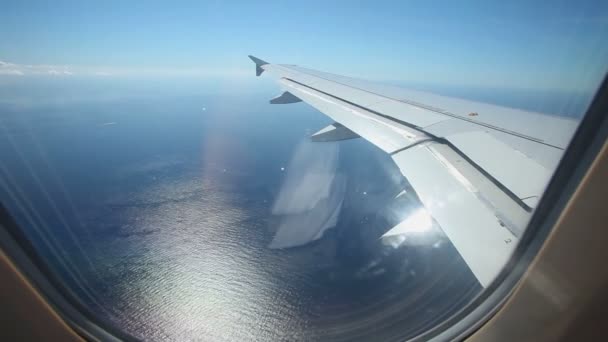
1,85 -> 480,341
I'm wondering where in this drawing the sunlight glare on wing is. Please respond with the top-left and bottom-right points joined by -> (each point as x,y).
380,208 -> 434,248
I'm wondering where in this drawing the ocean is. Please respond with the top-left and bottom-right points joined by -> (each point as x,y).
0,77 -> 589,341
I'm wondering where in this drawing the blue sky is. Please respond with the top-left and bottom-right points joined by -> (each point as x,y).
1,0 -> 607,92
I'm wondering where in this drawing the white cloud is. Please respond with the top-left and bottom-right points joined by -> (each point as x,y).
47,69 -> 73,76
0,58 -> 251,79
0,68 -> 24,75
0,60 -> 24,75
0,59 -> 75,76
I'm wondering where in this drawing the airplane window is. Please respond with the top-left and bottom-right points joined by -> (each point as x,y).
0,1 -> 607,341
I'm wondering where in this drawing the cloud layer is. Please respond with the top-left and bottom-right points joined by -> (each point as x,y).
0,60 -> 75,76
0,59 -> 250,78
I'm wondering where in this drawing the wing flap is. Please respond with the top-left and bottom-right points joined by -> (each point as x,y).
392,143 -> 518,287
444,131 -> 551,200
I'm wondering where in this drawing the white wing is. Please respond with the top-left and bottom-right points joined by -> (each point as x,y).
249,56 -> 578,287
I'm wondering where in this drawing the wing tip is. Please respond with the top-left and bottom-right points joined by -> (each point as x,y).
248,55 -> 268,66
248,55 -> 268,76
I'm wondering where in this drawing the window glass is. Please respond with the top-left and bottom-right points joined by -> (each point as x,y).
0,1 -> 606,340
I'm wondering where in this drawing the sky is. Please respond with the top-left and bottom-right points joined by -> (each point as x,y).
1,0 -> 607,92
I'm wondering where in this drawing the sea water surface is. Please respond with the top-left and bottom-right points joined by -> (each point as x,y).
0,77 -> 590,341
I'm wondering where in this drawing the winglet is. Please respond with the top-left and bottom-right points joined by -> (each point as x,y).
248,55 -> 269,76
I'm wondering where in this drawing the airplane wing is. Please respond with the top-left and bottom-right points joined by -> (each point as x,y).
249,55 -> 578,287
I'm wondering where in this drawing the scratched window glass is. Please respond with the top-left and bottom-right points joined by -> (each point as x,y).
1,1 -> 606,341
